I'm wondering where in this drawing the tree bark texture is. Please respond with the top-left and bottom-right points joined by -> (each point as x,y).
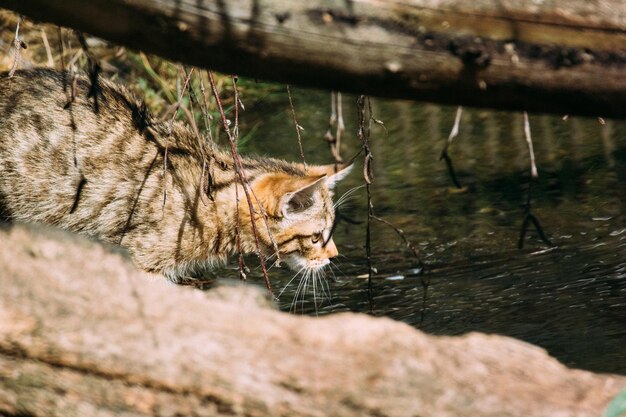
2,0 -> 626,118
0,223 -> 625,417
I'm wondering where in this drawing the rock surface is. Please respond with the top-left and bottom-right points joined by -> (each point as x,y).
0,223 -> 624,417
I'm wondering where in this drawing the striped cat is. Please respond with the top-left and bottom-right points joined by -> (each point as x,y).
0,69 -> 351,279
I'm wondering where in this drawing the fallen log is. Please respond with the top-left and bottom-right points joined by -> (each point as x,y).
2,0 -> 626,118
0,223 -> 624,416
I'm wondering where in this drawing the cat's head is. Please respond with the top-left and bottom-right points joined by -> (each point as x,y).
248,163 -> 352,272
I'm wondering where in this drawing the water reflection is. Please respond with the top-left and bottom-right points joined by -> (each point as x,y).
207,88 -> 626,375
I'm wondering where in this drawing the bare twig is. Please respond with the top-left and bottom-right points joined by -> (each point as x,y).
523,111 -> 538,179
231,80 -> 280,265
447,106 -> 463,145
232,76 -> 241,142
186,76 -> 215,209
323,91 -> 345,163
336,92 -> 345,150
371,215 -> 429,325
286,85 -> 306,169
207,71 -> 273,294
76,31 -> 101,112
181,71 -> 201,140
319,92 -> 364,236
185,73 -> 214,210
59,33 -> 79,106
161,67 -> 195,210
196,72 -> 213,135
166,68 -> 195,133
56,26 -> 77,171
234,167 -> 247,282
9,16 -> 26,78
324,92 -> 337,142
518,205 -> 553,249
231,75 -> 247,281
518,112 -> 552,248
439,106 -> 463,188
372,216 -> 424,269
357,95 -> 374,311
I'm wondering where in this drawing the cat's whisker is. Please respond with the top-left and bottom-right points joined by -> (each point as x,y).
253,253 -> 279,273
334,185 -> 364,208
255,253 -> 275,269
327,265 -> 337,282
289,281 -> 300,313
333,184 -> 365,209
329,259 -> 349,279
319,268 -> 332,303
315,264 -> 333,304
301,268 -> 313,314
291,268 -> 310,313
316,269 -> 326,311
302,270 -> 313,313
312,269 -> 319,315
264,256 -> 279,273
283,264 -> 333,315
328,260 -> 339,279
333,194 -> 360,210
314,268 -> 331,309
277,265 -> 306,299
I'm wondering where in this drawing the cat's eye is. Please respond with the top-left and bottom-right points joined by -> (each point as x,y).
311,233 -> 322,244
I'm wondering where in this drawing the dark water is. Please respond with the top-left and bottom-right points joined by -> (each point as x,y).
207,87 -> 626,375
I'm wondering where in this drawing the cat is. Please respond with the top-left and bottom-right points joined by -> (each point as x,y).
0,69 -> 351,280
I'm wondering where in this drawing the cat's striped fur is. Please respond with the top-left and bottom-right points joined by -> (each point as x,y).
0,69 -> 350,279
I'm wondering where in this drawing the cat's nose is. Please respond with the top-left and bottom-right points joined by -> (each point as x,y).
325,239 -> 339,259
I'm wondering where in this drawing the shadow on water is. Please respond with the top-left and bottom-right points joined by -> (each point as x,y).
207,87 -> 626,375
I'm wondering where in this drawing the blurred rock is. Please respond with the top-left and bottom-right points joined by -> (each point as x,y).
0,223 -> 624,417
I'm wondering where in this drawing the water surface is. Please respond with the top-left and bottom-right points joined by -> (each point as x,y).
206,87 -> 626,375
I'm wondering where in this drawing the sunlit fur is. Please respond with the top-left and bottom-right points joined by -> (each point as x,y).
241,165 -> 350,275
0,69 -> 351,281
277,186 -> 364,311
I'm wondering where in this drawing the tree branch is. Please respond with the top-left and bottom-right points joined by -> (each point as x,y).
3,0 -> 626,118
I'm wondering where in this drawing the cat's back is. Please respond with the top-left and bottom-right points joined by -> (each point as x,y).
0,69 -> 143,154
0,69 -> 162,232
0,68 -> 64,107
0,69 -> 68,150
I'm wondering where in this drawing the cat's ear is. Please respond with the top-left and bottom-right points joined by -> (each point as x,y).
325,163 -> 353,188
280,175 -> 326,218
305,163 -> 353,189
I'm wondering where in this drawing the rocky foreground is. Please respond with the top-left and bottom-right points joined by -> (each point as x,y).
0,223 -> 624,417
